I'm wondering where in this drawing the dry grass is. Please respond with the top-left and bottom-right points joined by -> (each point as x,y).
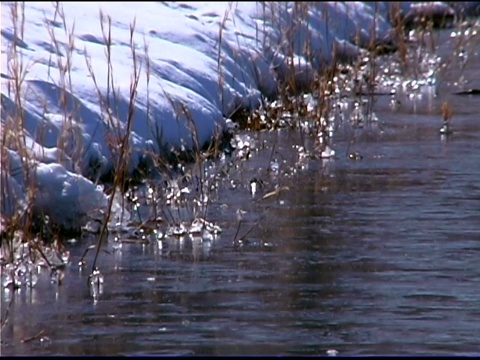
2,1 -> 39,259
1,1 -> 477,289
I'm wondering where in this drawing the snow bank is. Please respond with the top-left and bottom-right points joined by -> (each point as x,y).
0,1 -> 469,231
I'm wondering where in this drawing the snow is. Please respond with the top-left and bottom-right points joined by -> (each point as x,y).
0,1 -> 468,231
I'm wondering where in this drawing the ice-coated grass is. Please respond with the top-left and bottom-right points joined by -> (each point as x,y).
1,1 -> 477,277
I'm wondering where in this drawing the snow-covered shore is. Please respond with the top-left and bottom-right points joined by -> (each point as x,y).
1,1 -> 477,232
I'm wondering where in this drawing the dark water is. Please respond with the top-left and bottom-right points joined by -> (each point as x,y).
2,28 -> 480,356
